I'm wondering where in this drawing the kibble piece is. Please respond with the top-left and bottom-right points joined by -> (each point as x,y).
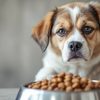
32,85 -> 40,89
57,77 -> 63,83
87,82 -> 95,89
65,73 -> 72,78
41,85 -> 48,90
51,78 -> 58,83
52,75 -> 57,78
64,76 -> 72,82
81,83 -> 87,89
48,86 -> 53,90
66,73 -> 73,77
66,86 -> 73,92
41,80 -> 48,86
51,83 -> 57,88
57,72 -> 65,77
72,78 -> 80,83
81,77 -> 88,83
88,80 -> 93,83
58,82 -> 65,89
64,79 -> 71,82
72,83 -> 80,89
64,81 -> 72,87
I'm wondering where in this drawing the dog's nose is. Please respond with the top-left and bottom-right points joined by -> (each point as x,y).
68,41 -> 82,52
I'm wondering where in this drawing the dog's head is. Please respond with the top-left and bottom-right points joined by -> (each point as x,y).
32,2 -> 100,63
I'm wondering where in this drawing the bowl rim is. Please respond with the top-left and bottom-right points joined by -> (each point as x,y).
22,80 -> 100,94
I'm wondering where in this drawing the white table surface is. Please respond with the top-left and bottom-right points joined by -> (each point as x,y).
0,88 -> 19,100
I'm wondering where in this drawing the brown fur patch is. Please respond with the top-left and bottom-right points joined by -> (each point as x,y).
32,10 -> 57,51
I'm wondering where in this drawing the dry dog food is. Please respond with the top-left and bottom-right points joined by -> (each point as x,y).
27,72 -> 100,92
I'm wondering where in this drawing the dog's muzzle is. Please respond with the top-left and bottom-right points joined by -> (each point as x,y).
68,41 -> 86,61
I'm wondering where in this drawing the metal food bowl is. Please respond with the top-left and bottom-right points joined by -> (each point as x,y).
16,81 -> 100,100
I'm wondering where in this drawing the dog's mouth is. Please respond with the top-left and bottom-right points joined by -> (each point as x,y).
68,52 -> 87,61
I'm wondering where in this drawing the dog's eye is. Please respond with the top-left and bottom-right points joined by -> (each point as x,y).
56,28 -> 67,37
81,26 -> 94,35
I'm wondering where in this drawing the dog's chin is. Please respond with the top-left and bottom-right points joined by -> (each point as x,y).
62,54 -> 89,64
67,57 -> 87,63
62,56 -> 88,64
68,55 -> 87,62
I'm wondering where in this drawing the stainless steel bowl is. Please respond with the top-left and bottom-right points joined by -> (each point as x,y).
16,82 -> 100,100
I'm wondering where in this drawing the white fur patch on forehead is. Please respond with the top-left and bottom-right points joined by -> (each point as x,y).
68,28 -> 84,43
67,7 -> 80,25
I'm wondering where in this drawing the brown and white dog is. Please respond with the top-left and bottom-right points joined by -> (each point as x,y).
32,2 -> 100,81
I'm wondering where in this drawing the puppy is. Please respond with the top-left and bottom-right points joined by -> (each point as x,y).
32,2 -> 100,81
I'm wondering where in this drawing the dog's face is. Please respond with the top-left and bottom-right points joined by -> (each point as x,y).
32,2 -> 100,63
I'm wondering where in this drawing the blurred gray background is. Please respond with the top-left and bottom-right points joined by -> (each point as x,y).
0,0 -> 99,88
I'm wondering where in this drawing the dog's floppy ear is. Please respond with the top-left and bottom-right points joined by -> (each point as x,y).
89,2 -> 100,26
32,9 -> 57,52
